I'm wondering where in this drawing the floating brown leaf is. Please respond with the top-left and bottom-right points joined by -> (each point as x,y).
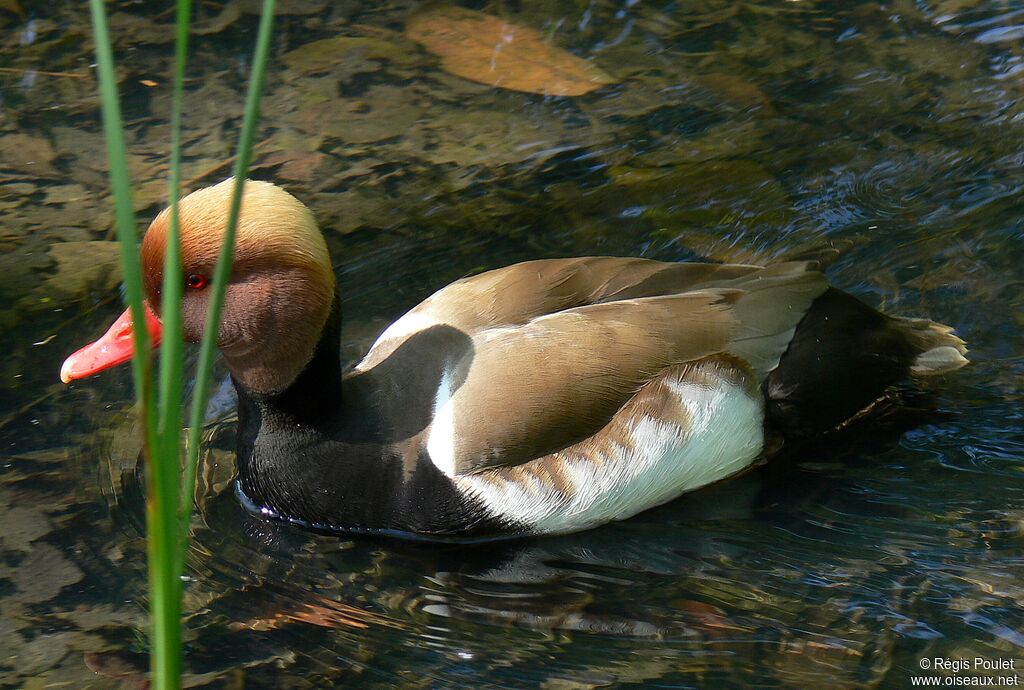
405,6 -> 616,96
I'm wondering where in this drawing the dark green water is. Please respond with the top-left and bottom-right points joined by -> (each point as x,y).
1,0 -> 1022,687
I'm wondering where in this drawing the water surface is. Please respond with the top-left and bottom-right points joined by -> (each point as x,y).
1,0 -> 1022,687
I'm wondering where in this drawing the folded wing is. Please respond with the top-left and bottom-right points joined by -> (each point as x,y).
408,259 -> 828,476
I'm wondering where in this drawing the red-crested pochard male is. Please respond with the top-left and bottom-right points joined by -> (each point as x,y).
60,179 -> 968,540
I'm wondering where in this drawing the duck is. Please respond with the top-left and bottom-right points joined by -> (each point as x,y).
60,179 -> 969,540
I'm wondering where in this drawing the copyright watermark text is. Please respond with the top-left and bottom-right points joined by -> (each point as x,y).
912,657 -> 1020,686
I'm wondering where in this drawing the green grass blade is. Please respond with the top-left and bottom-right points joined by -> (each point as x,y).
88,0 -> 177,686
157,0 -> 192,488
87,0 -> 152,424
178,0 -> 277,572
93,0 -> 276,686
146,0 -> 195,687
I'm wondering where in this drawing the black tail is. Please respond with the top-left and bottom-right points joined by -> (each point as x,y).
764,288 -> 967,438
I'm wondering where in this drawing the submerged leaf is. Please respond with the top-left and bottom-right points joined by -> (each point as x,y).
405,6 -> 616,96
83,651 -> 150,689
0,133 -> 57,175
107,12 -> 177,45
282,36 -> 418,76
191,1 -> 242,35
287,85 -> 422,144
262,150 -> 326,181
21,241 -> 121,310
10,543 -> 84,603
0,505 -> 52,552
57,604 -> 144,632
228,593 -> 388,632
42,184 -> 89,205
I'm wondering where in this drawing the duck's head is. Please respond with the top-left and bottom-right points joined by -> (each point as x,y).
60,179 -> 336,394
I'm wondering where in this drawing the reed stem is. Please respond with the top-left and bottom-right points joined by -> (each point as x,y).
88,0 -> 276,685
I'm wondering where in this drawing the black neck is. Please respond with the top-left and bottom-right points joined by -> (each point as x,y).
231,293 -> 511,539
245,295 -> 344,427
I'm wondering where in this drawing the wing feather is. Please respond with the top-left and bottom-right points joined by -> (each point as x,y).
352,257 -> 829,476
357,258 -> 761,370
435,290 -> 742,475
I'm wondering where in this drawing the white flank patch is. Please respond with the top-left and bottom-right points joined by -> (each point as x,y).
426,366 -> 459,477
454,369 -> 765,535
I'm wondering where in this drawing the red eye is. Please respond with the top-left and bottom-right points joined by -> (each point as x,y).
185,274 -> 208,290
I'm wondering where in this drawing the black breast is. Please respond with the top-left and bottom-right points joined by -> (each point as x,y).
234,385 -> 521,539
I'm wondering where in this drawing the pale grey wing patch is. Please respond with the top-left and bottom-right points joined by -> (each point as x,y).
453,357 -> 765,535
355,258 -> 770,373
723,263 -> 829,378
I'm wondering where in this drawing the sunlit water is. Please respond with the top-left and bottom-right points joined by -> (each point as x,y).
1,0 -> 1022,687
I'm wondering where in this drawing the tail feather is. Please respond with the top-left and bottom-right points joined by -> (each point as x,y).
895,317 -> 969,375
765,288 -> 968,438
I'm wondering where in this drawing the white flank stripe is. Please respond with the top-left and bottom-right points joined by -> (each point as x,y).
455,368 -> 765,535
426,366 -> 458,477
